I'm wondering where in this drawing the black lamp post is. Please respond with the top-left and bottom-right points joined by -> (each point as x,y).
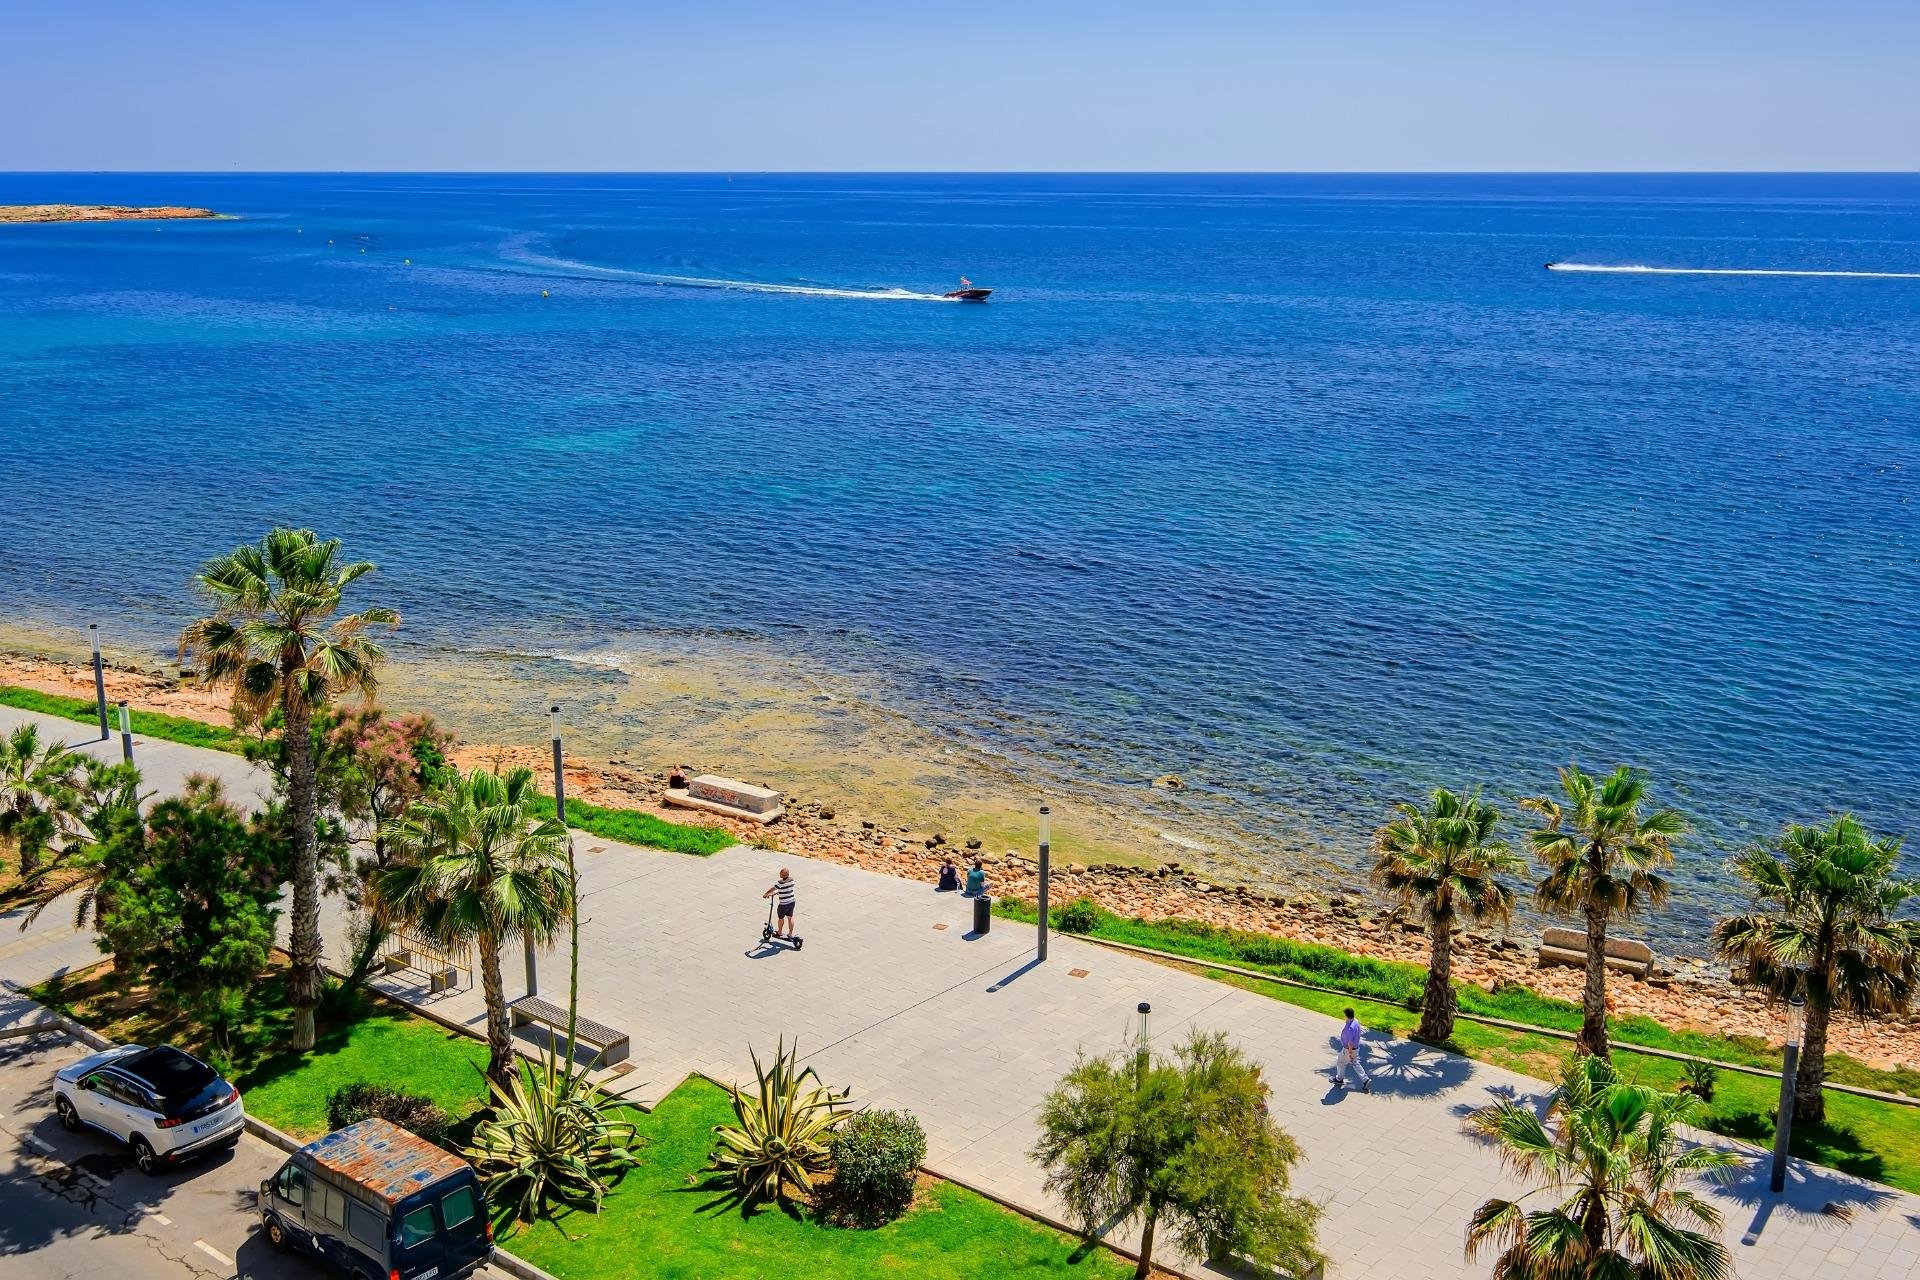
1770,971 -> 1808,1194
89,625 -> 109,741
1037,805 -> 1052,961
524,703 -> 567,1000
1134,1001 -> 1152,1085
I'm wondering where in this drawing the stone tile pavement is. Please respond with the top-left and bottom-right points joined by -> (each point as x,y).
3,704 -> 1915,1277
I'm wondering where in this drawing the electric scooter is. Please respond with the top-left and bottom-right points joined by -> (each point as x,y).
760,899 -> 804,951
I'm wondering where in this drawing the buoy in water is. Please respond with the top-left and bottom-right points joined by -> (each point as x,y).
403,258 -> 411,265
541,289 -> 550,298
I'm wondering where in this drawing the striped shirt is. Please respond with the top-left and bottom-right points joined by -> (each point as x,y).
772,878 -> 796,905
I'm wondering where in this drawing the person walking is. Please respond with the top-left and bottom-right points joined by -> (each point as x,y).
763,867 -> 798,940
1334,1007 -> 1371,1093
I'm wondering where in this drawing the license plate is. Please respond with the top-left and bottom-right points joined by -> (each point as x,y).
192,1110 -> 229,1136
416,1269 -> 439,1280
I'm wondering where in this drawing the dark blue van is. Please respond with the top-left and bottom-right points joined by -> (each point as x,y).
259,1118 -> 493,1280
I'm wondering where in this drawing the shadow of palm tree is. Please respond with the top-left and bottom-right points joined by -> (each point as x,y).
1362,1035 -> 1476,1098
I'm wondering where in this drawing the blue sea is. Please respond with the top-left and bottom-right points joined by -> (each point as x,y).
2,173 -> 1917,942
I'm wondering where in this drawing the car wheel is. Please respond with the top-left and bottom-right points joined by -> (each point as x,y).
130,1137 -> 159,1174
55,1096 -> 80,1132
264,1216 -> 290,1253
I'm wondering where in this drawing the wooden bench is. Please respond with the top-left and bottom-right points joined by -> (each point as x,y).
1536,926 -> 1656,979
509,995 -> 631,1066
379,930 -> 465,994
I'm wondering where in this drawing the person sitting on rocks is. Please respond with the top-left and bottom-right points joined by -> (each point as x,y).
937,856 -> 960,892
963,858 -> 988,898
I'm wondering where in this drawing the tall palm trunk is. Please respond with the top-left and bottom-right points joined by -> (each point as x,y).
283,696 -> 323,1050
478,929 -> 512,1087
1419,911 -> 1457,1042
1134,1200 -> 1158,1280
1794,975 -> 1831,1126
1579,898 -> 1611,1058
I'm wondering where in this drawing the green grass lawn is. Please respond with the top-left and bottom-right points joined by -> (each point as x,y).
505,1078 -> 1136,1280
0,684 -> 247,753
523,792 -> 736,857
29,965 -> 489,1139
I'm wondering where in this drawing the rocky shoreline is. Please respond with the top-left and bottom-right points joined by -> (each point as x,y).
5,647 -> 1916,1070
0,204 -> 222,224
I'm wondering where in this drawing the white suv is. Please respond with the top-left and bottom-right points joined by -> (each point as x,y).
53,1044 -> 245,1174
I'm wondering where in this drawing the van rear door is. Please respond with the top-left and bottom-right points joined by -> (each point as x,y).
391,1175 -> 490,1279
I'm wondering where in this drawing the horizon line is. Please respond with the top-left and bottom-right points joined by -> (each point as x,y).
5,168 -> 1919,178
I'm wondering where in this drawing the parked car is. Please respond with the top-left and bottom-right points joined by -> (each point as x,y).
260,1117 -> 493,1280
52,1044 -> 245,1174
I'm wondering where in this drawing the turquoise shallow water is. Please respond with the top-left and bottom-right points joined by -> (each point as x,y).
1,173 -> 1916,940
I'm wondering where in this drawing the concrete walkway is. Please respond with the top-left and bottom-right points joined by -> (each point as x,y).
3,704 -> 1916,1279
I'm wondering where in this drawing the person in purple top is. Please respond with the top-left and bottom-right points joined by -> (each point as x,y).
1333,1008 -> 1371,1093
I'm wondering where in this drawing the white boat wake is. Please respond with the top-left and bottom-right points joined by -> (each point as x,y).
1548,262 -> 1920,280
511,251 -> 958,300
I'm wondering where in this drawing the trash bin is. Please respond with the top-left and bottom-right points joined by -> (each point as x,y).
972,894 -> 992,936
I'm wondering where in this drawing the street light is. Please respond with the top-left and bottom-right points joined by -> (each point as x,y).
1135,1002 -> 1152,1085
524,703 -> 568,1001
1036,805 -> 1052,962
116,700 -> 134,764
89,625 -> 109,741
1770,971 -> 1808,1193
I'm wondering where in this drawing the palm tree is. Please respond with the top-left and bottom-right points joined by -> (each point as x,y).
1521,765 -> 1687,1058
15,759 -> 149,941
0,723 -> 82,878
180,528 -> 399,1051
372,766 -> 573,1087
1467,1053 -> 1739,1280
1713,815 -> 1920,1127
1371,787 -> 1524,1043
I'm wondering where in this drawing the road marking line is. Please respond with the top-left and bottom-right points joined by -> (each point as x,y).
193,1239 -> 233,1267
24,1135 -> 52,1153
79,1170 -> 110,1190
150,1211 -> 173,1226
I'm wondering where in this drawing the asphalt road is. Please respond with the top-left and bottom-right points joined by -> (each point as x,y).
0,1027 -> 507,1280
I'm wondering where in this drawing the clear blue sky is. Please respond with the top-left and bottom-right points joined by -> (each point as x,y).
6,1 -> 1917,171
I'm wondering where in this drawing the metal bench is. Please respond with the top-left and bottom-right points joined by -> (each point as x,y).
508,995 -> 630,1066
1536,926 -> 1656,979
379,930 -> 466,994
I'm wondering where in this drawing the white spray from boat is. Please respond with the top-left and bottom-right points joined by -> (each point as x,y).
1547,262 -> 1920,280
511,251 -> 960,300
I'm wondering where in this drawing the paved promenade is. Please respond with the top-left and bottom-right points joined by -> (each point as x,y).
3,703 -> 1916,1278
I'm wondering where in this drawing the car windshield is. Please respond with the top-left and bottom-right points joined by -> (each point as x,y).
122,1047 -> 217,1108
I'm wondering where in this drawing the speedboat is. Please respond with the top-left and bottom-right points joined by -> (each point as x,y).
945,277 -> 992,301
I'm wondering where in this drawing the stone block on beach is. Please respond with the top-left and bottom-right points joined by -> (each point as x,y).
663,773 -> 785,824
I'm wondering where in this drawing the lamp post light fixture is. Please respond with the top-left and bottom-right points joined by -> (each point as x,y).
1770,972 -> 1809,1194
116,700 -> 134,764
89,624 -> 109,741
1036,805 -> 1052,962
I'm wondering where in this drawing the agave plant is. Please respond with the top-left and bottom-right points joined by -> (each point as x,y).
710,1039 -> 854,1206
465,1048 -> 641,1224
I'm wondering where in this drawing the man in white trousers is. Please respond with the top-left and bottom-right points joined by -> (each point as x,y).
1334,1007 -> 1372,1093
